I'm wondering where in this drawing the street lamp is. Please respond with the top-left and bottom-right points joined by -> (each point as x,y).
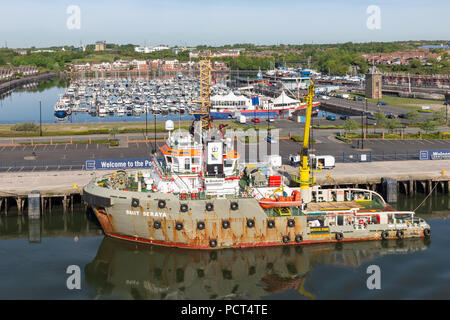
39,101 -> 42,137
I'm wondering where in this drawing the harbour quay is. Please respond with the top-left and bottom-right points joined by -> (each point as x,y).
0,160 -> 448,217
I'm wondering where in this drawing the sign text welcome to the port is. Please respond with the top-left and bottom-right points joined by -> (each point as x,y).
85,158 -> 152,170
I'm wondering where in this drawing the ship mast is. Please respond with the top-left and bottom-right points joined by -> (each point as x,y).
192,51 -> 212,130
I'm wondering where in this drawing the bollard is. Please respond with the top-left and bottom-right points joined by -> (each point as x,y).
28,190 -> 41,219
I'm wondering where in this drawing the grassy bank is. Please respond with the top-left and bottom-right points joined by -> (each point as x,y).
0,120 -> 276,137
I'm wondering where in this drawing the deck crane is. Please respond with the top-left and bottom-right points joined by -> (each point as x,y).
292,81 -> 316,203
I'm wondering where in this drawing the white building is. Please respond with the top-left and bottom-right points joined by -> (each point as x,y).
135,45 -> 170,53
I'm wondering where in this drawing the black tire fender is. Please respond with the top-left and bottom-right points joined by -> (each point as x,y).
131,198 -> 139,208
209,239 -> 217,248
335,232 -> 344,241
267,219 -> 275,229
295,234 -> 303,243
206,203 -> 214,212
287,219 -> 295,228
282,235 -> 290,244
230,201 -> 239,211
175,222 -> 183,231
222,220 -> 230,229
158,199 -> 166,209
247,219 -> 255,228
197,221 -> 205,230
180,203 -> 188,213
153,221 -> 161,229
381,231 -> 389,240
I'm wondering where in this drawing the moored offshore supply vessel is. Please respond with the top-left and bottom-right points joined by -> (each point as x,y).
82,56 -> 431,250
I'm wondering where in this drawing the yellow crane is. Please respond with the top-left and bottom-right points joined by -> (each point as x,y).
292,82 -> 315,197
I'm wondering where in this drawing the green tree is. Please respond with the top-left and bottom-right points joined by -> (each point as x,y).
374,111 -> 386,127
343,118 -> 359,137
109,127 -> 119,139
419,119 -> 437,134
384,118 -> 402,133
405,111 -> 420,122
432,108 -> 446,125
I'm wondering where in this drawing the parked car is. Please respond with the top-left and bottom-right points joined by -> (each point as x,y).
340,115 -> 350,120
252,118 -> 260,123
385,112 -> 395,119
377,101 -> 387,106
326,115 -> 336,121
353,96 -> 363,101
266,118 -> 274,122
366,113 -> 376,120
398,113 -> 407,119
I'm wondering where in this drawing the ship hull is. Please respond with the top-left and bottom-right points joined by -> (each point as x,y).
83,185 -> 429,250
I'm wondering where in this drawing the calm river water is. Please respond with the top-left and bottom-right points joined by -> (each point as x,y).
0,193 -> 448,300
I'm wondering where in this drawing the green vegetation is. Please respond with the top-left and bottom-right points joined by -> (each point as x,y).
2,40 -> 448,74
11,122 -> 39,132
384,118 -> 402,133
343,119 -> 359,136
345,131 -> 449,140
366,96 -> 445,111
419,119 -> 438,133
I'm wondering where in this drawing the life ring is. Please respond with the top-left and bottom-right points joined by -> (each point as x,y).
209,239 -> 218,248
158,199 -> 166,209
287,219 -> 295,228
267,220 -> 275,229
131,198 -> 139,208
222,220 -> 230,229
247,219 -> 255,228
230,202 -> 239,211
197,221 -> 205,230
282,235 -> 290,244
180,204 -> 188,213
153,221 -> 161,229
205,203 -> 214,212
396,230 -> 404,239
381,231 -> 389,240
423,228 -> 431,237
295,234 -> 303,243
347,216 -> 352,223
335,232 -> 344,241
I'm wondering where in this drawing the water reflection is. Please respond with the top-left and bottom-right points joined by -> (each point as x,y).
85,236 -> 430,300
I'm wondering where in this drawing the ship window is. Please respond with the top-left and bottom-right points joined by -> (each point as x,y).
192,157 -> 200,164
185,158 -> 190,170
224,160 -> 233,167
166,156 -> 172,163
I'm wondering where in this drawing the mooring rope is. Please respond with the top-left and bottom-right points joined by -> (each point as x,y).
413,181 -> 439,212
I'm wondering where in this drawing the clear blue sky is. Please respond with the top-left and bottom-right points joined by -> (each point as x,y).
1,0 -> 449,48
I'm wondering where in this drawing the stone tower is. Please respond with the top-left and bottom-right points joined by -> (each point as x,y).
365,66 -> 382,99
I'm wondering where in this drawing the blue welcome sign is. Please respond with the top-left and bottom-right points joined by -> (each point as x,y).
85,158 -> 153,170
419,150 -> 450,160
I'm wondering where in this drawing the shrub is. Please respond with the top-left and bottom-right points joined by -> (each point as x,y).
12,122 -> 39,132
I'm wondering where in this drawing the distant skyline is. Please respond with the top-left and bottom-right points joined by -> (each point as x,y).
1,0 -> 449,48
